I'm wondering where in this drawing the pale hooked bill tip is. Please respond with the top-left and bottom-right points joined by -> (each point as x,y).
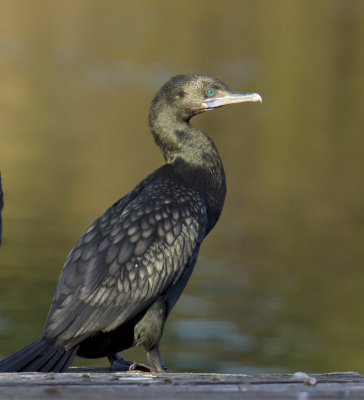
202,92 -> 263,108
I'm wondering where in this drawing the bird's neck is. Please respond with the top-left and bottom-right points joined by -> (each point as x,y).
150,113 -> 226,233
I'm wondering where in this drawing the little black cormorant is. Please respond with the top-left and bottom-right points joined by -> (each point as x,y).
0,74 -> 261,372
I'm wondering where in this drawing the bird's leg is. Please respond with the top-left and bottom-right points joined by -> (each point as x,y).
128,299 -> 170,372
108,353 -> 133,371
147,346 -> 169,372
128,347 -> 169,373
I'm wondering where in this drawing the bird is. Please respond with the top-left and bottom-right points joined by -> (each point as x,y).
0,74 -> 261,372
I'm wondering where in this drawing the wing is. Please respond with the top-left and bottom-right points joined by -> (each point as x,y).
43,169 -> 207,348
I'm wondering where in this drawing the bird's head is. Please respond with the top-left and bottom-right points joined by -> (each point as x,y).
150,74 -> 262,122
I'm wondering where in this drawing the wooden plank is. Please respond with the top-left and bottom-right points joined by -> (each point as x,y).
1,370 -> 364,399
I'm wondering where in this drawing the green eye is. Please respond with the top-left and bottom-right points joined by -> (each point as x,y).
206,88 -> 215,97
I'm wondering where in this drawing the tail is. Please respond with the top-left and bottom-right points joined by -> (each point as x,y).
0,338 -> 77,372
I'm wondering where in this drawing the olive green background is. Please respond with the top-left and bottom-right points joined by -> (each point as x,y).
0,0 -> 364,373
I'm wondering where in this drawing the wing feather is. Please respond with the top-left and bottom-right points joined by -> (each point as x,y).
43,172 -> 207,348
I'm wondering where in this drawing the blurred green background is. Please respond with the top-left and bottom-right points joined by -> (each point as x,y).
1,0 -> 364,373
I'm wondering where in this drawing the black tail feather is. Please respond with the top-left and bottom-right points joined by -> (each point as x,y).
0,338 -> 77,372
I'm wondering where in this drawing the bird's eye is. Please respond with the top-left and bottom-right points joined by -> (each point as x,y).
206,88 -> 215,97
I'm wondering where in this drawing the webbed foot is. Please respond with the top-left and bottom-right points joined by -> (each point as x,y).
108,353 -> 133,371
129,362 -> 155,372
108,347 -> 169,373
129,361 -> 169,373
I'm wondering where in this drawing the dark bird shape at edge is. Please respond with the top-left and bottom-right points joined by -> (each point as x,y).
0,74 -> 262,372
0,173 -> 3,246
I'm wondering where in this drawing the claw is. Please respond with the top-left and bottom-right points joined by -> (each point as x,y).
129,362 -> 154,372
129,361 -> 169,373
108,348 -> 169,373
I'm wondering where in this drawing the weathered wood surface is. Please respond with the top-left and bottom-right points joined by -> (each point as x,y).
1,370 -> 364,400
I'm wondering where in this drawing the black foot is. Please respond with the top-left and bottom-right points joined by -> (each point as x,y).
129,362 -> 169,373
108,348 -> 170,373
129,362 -> 154,372
146,347 -> 170,372
108,353 -> 133,371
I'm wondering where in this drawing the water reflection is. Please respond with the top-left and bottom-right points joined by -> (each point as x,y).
1,0 -> 364,373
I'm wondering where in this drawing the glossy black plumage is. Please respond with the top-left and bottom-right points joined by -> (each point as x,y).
45,166 -> 206,350
0,74 -> 261,372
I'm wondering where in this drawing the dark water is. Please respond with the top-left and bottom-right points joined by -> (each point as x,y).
1,0 -> 364,373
